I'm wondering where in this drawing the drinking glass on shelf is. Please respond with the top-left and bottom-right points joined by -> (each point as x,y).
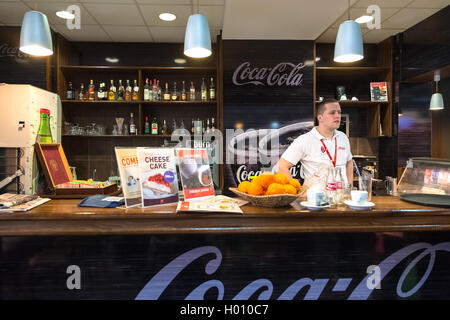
97,124 -> 105,135
112,124 -> 118,135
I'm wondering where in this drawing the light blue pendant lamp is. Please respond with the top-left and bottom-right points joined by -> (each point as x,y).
430,74 -> 444,110
184,13 -> 211,58
20,11 -> 53,56
334,0 -> 363,63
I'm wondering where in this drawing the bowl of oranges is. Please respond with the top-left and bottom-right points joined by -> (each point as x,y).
229,172 -> 302,207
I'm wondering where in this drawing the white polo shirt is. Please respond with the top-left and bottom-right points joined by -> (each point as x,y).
281,127 -> 352,182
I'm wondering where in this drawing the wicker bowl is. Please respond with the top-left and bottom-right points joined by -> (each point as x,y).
229,187 -> 301,208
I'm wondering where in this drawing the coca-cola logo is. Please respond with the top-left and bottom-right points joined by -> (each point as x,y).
321,146 -> 326,153
135,242 -> 450,300
0,43 -> 30,58
232,62 -> 304,86
235,164 -> 299,184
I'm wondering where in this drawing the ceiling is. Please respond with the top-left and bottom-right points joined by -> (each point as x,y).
0,0 -> 448,44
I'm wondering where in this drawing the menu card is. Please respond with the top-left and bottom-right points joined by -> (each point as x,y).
176,195 -> 245,214
115,147 -> 141,208
176,148 -> 215,202
370,82 -> 388,102
137,148 -> 179,207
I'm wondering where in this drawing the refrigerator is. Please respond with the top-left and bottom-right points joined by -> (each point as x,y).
0,84 -> 61,194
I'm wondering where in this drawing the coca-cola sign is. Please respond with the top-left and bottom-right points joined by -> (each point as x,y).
232,62 -> 304,86
0,43 -> 30,58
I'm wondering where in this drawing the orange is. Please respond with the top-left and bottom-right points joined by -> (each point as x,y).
247,181 -> 264,196
238,181 -> 251,193
266,183 -> 285,195
284,184 -> 297,195
288,178 -> 301,191
260,173 -> 275,190
274,173 -> 289,185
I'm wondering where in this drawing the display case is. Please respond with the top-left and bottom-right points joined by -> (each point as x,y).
398,157 -> 450,207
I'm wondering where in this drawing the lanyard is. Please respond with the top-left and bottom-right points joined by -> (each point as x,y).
320,137 -> 337,167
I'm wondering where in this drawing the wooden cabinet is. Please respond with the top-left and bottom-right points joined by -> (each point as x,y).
314,38 -> 394,138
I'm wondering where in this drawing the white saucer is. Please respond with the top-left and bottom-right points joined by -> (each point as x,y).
300,201 -> 330,210
344,200 -> 375,210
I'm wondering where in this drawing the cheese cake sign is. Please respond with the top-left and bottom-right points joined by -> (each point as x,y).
232,62 -> 305,86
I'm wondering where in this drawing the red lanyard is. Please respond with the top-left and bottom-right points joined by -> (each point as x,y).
321,137 -> 337,167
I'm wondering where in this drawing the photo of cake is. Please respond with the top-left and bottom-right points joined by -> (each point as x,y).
143,173 -> 171,195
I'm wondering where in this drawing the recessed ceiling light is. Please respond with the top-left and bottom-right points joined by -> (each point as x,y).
174,58 -> 186,64
355,15 -> 374,24
159,13 -> 176,21
56,11 -> 75,20
315,57 -> 321,62
105,57 -> 119,63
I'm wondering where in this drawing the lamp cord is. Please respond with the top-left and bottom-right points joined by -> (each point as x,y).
348,0 -> 350,20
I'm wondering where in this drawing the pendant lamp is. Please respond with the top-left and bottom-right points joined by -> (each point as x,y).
430,74 -> 444,110
184,13 -> 211,58
334,0 -> 363,63
20,11 -> 53,56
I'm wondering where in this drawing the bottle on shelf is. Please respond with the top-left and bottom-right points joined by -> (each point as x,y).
88,79 -> 95,101
97,82 -> 104,101
129,112 -> 136,135
66,81 -> 75,100
151,117 -> 159,135
191,119 -> 195,135
132,80 -> 139,101
206,118 -> 210,133
180,119 -> 185,129
190,81 -> 196,101
172,119 -> 177,133
211,117 -> 215,132
108,80 -> 116,101
125,80 -> 132,101
195,117 -> 202,134
144,116 -> 150,134
209,77 -> 215,101
201,78 -> 207,101
117,80 -> 125,100
171,82 -> 178,101
161,120 -> 167,135
181,81 -> 187,101
144,78 -> 150,101
163,82 -> 170,101
36,108 -> 53,143
157,80 -> 161,101
79,83 -> 86,101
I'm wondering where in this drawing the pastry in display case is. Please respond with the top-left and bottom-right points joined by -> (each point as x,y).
398,157 -> 450,207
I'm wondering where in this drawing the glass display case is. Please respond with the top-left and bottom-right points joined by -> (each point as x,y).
398,157 -> 450,207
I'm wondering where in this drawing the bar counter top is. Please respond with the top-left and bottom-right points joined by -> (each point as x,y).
0,196 -> 449,236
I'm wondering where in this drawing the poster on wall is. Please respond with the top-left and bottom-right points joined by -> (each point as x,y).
115,147 -> 141,207
136,148 -> 179,207
222,40 -> 315,194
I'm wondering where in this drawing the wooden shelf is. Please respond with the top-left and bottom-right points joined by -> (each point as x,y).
316,100 -> 389,106
60,65 -> 216,72
62,134 -> 172,138
61,100 -> 216,104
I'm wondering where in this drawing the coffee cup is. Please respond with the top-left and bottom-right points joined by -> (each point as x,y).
351,190 -> 368,204
307,189 -> 326,206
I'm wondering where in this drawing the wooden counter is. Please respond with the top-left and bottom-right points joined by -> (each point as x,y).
1,196 -> 449,236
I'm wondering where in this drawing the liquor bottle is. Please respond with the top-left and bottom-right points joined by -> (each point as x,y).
144,78 -> 150,101
172,119 -> 177,133
202,119 -> 206,134
36,108 -> 53,143
209,77 -> 215,101
148,80 -> 153,101
201,78 -> 207,101
125,80 -> 132,101
144,116 -> 150,134
132,80 -> 139,101
161,120 -> 167,135
151,78 -> 157,101
181,81 -> 187,101
151,117 -> 158,135
191,119 -> 195,135
88,79 -> 95,101
97,83 -> 104,100
171,82 -> 178,101
163,82 -> 170,101
180,119 -> 185,129
79,83 -> 85,101
190,81 -> 196,100
196,117 -> 202,134
211,117 -> 215,132
66,81 -> 74,100
129,112 -> 136,135
206,118 -> 210,134
108,80 -> 116,101
117,80 -> 125,100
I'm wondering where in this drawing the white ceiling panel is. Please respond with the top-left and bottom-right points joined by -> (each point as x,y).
51,24 -> 111,42
103,25 -> 153,42
407,0 -> 450,8
199,5 -> 224,27
0,2 -> 29,25
331,7 -> 401,28
316,28 -> 339,43
382,8 -> 440,29
80,0 -> 135,3
149,26 -> 185,42
363,28 -> 403,43
24,2 -> 97,26
136,0 -> 191,4
83,3 -> 145,26
354,0 -> 414,8
139,4 -> 191,27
